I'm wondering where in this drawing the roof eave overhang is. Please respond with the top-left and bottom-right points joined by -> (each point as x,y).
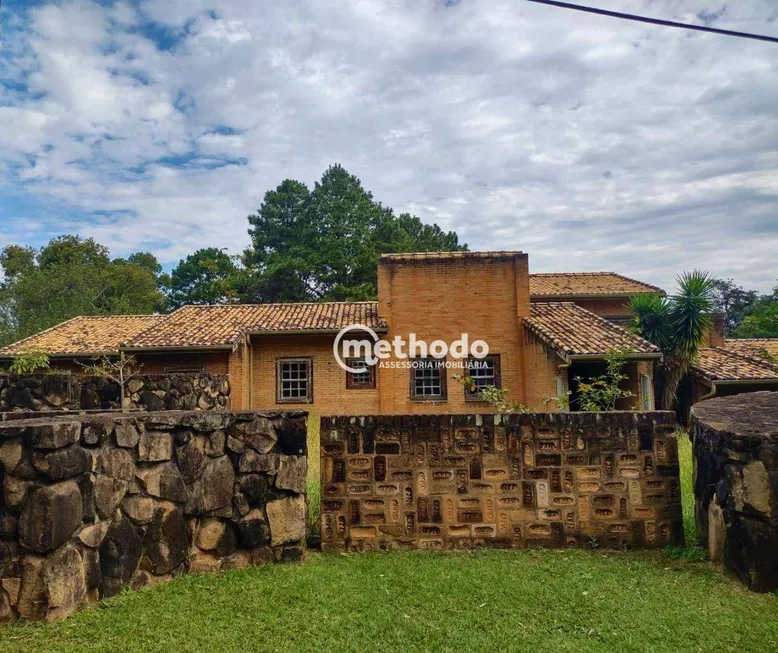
567,352 -> 662,362
120,345 -> 235,353
247,327 -> 389,336
705,377 -> 778,385
0,350 -> 118,360
530,292 -> 662,301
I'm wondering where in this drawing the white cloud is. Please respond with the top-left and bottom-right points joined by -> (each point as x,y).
0,0 -> 777,291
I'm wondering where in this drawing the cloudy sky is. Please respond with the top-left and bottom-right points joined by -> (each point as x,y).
1,0 -> 777,292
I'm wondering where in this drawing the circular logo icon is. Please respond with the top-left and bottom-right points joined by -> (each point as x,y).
333,324 -> 381,374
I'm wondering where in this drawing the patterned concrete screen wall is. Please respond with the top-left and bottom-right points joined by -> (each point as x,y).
320,412 -> 683,551
0,410 -> 307,622
0,373 -> 230,413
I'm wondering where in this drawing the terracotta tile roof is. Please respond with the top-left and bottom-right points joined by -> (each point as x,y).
720,338 -> 778,360
529,272 -> 663,298
0,315 -> 165,358
692,347 -> 778,383
524,302 -> 660,359
124,302 -> 387,350
381,251 -> 523,262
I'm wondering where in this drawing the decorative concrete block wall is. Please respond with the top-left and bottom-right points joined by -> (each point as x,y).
320,412 -> 682,551
0,373 -> 231,413
692,391 -> 778,592
0,409 -> 307,621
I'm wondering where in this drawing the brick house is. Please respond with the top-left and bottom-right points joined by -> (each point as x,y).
529,272 -> 663,323
676,336 -> 778,422
0,251 -> 666,414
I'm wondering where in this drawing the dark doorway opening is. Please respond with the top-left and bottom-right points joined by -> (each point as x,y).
567,361 -> 607,411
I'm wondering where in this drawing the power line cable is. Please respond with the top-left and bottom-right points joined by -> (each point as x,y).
523,0 -> 778,44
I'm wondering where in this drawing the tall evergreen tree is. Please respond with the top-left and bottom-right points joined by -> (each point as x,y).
168,248 -> 241,309
243,164 -> 466,301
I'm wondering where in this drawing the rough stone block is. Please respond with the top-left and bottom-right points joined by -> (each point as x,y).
99,516 -> 142,585
143,504 -> 188,575
122,496 -> 155,525
0,439 -> 22,474
138,431 -> 173,463
181,412 -> 235,433
276,455 -> 307,494
81,420 -> 113,447
3,476 -> 36,510
230,417 -> 278,454
41,544 -> 86,616
27,422 -> 79,450
185,455 -> 234,515
238,451 -> 279,473
114,421 -> 141,448
726,461 -> 772,518
94,476 -> 128,519
175,437 -> 206,485
98,447 -> 135,481
19,481 -> 82,553
266,495 -> 306,546
238,509 -> 269,548
78,522 -> 109,548
136,462 -> 189,503
32,446 -> 90,480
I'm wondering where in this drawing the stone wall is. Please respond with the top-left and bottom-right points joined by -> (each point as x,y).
0,409 -> 307,621
320,412 -> 682,551
0,373 -> 231,413
692,391 -> 778,592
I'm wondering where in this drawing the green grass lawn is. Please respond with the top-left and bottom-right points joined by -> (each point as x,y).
2,431 -> 776,653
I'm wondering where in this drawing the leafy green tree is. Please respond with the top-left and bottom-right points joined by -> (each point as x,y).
9,349 -> 50,374
733,302 -> 778,337
0,245 -> 36,279
629,271 -> 714,410
0,236 -> 167,348
710,278 -> 759,333
244,164 -> 466,302
168,248 -> 241,309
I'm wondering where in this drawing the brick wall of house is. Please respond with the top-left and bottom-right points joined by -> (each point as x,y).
251,334 -> 380,415
228,341 -> 251,411
376,254 -> 530,414
570,298 -> 631,319
133,351 -> 230,375
522,331 -> 567,411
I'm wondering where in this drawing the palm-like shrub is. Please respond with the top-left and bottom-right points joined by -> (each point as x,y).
629,271 -> 714,410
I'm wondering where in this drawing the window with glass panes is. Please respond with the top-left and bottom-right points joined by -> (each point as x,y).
410,357 -> 446,400
276,357 -> 312,403
346,357 -> 375,389
465,355 -> 501,398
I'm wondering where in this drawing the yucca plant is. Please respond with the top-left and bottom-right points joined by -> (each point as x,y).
629,271 -> 714,410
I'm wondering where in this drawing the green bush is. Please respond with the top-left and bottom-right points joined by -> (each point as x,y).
9,348 -> 50,374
